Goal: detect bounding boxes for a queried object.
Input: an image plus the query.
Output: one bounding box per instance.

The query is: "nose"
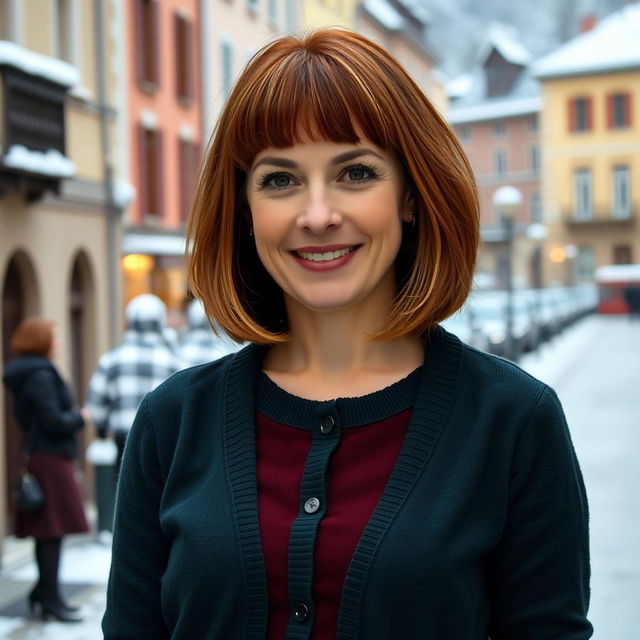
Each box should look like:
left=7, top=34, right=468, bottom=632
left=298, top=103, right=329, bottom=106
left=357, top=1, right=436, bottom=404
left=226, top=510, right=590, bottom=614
left=297, top=187, right=342, bottom=233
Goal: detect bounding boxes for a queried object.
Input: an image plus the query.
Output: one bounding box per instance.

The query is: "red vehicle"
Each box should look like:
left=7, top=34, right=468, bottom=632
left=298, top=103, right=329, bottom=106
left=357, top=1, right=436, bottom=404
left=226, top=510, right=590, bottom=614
left=595, top=265, right=640, bottom=314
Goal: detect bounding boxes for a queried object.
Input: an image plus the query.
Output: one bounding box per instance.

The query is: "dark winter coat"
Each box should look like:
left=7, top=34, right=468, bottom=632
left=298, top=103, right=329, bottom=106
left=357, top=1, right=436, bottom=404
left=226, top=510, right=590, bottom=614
left=3, top=355, right=84, bottom=459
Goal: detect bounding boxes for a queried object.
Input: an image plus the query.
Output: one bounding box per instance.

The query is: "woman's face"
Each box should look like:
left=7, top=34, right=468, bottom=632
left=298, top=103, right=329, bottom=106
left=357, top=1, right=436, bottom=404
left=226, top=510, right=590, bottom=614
left=246, top=133, right=412, bottom=318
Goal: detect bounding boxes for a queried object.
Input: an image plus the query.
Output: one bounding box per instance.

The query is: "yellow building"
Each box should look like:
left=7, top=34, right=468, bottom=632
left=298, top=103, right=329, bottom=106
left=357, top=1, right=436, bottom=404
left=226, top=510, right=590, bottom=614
left=533, top=5, right=640, bottom=285
left=302, top=0, right=359, bottom=29
left=1, top=0, right=125, bottom=551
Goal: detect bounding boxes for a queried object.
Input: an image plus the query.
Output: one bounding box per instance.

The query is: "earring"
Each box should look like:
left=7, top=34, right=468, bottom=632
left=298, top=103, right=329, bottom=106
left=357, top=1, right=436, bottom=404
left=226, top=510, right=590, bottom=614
left=408, top=211, right=416, bottom=227
left=249, top=228, right=254, bottom=237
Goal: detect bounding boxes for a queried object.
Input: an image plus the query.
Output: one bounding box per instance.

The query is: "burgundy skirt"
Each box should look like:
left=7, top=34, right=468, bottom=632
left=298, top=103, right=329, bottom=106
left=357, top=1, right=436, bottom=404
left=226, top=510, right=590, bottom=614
left=15, top=452, right=89, bottom=539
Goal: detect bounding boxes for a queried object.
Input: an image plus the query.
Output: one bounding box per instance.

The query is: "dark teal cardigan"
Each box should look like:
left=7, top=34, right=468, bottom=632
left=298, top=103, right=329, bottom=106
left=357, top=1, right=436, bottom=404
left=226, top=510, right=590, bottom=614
left=102, top=327, right=592, bottom=639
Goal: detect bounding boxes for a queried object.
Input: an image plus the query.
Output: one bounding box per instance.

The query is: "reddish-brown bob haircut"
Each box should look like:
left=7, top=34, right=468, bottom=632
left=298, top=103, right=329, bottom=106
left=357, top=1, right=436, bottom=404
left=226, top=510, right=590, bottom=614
left=11, top=318, right=54, bottom=357
left=187, top=29, right=479, bottom=344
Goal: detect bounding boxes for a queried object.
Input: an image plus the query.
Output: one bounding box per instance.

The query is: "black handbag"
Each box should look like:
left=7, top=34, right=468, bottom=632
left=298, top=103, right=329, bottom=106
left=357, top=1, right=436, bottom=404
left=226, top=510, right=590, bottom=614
left=14, top=469, right=45, bottom=513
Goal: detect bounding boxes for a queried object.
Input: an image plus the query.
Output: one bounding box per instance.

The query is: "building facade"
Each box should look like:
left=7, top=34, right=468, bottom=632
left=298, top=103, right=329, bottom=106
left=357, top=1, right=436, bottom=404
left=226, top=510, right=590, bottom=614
left=122, top=0, right=203, bottom=327
left=0, top=0, right=123, bottom=550
left=533, top=4, right=640, bottom=286
left=449, top=26, right=543, bottom=289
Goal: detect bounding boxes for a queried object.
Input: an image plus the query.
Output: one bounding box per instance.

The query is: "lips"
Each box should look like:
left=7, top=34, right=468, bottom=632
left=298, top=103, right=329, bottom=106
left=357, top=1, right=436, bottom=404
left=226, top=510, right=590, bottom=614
left=291, top=244, right=361, bottom=271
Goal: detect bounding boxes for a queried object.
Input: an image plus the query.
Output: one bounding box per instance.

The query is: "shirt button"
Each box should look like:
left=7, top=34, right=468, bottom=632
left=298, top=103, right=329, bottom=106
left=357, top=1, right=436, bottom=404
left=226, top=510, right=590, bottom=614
left=304, top=497, right=320, bottom=514
left=320, top=415, right=335, bottom=434
left=294, top=602, right=310, bottom=623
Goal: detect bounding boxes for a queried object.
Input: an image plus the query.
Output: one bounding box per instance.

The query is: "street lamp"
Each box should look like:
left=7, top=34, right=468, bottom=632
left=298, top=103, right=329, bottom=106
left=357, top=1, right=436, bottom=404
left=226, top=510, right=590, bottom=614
left=493, top=186, right=523, bottom=362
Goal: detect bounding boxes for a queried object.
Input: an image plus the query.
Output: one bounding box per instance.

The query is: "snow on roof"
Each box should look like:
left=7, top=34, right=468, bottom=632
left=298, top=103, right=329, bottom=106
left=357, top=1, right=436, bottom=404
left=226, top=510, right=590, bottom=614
left=533, top=4, right=640, bottom=78
left=362, top=0, right=404, bottom=31
left=446, top=73, right=474, bottom=99
left=479, top=24, right=532, bottom=67
left=0, top=40, right=80, bottom=87
left=397, top=0, right=432, bottom=23
left=448, top=96, right=541, bottom=124
left=1, top=145, right=76, bottom=178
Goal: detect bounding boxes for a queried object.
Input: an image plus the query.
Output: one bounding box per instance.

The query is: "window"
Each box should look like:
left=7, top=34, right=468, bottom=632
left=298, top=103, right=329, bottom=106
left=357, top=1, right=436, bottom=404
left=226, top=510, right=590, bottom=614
left=221, top=38, right=233, bottom=99
left=135, top=0, right=160, bottom=88
left=286, top=0, right=296, bottom=31
left=613, top=245, right=633, bottom=265
left=576, top=246, right=596, bottom=281
left=54, top=0, right=73, bottom=62
left=529, top=145, right=540, bottom=174
left=492, top=120, right=506, bottom=137
left=493, top=150, right=507, bottom=175
left=568, top=97, right=592, bottom=133
left=268, top=0, right=277, bottom=25
left=530, top=192, right=542, bottom=223
left=179, top=137, right=201, bottom=223
left=574, top=169, right=592, bottom=221
left=607, top=93, right=632, bottom=129
left=528, top=114, right=538, bottom=133
left=138, top=125, right=164, bottom=219
left=174, top=13, right=194, bottom=102
left=613, top=166, right=631, bottom=219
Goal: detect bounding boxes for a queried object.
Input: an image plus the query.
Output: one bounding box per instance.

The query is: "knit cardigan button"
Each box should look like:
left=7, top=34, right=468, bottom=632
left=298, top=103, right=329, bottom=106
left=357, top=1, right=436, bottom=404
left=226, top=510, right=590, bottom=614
left=294, top=602, right=310, bottom=622
left=304, top=497, right=320, bottom=513
left=320, top=415, right=335, bottom=434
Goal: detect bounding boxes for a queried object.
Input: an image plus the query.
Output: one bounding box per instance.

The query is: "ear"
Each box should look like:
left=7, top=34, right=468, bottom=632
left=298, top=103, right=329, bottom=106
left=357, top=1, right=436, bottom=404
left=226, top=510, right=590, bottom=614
left=401, top=191, right=416, bottom=223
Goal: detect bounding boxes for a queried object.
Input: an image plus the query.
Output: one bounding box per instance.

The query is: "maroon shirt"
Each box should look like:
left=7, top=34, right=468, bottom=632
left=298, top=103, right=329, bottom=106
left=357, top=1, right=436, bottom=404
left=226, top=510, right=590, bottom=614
left=255, top=371, right=418, bottom=638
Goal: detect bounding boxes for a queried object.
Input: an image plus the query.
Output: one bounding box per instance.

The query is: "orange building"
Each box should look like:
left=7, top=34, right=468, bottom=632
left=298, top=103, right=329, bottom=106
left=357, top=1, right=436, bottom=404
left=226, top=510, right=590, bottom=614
left=122, top=0, right=202, bottom=327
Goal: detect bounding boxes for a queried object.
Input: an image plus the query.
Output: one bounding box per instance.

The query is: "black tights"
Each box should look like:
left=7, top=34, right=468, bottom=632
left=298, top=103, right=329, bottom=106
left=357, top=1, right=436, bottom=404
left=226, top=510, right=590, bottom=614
left=34, top=538, right=63, bottom=603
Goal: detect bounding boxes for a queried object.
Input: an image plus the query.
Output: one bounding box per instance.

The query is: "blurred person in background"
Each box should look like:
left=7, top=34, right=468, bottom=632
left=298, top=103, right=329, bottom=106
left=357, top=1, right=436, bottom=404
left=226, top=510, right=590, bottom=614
left=2, top=318, right=88, bottom=623
left=178, top=298, right=243, bottom=367
left=103, top=30, right=592, bottom=639
left=85, top=294, right=182, bottom=473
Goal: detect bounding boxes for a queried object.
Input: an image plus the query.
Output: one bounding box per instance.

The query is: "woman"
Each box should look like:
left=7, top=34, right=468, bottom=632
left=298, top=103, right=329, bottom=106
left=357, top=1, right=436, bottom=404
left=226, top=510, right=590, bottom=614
left=103, top=30, right=592, bottom=639
left=3, top=318, right=88, bottom=623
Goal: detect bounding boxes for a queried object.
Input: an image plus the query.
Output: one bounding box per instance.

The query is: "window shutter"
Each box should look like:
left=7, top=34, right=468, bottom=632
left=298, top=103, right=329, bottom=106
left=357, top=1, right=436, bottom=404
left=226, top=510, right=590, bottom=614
left=151, top=0, right=161, bottom=87
left=586, top=97, right=593, bottom=131
left=568, top=98, right=576, bottom=132
left=174, top=14, right=180, bottom=99
left=138, top=124, right=149, bottom=219
left=185, top=20, right=195, bottom=101
left=606, top=94, right=614, bottom=129
left=134, top=0, right=145, bottom=85
left=155, top=129, right=165, bottom=218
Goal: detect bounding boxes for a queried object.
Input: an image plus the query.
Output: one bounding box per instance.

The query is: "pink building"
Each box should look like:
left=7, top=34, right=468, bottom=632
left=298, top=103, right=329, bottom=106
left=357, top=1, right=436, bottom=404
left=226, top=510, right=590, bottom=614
left=123, top=0, right=202, bottom=324
left=448, top=26, right=543, bottom=289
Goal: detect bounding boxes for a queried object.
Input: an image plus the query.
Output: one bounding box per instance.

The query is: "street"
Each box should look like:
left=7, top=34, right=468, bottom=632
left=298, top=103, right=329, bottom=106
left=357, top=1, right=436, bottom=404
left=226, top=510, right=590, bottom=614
left=0, top=313, right=638, bottom=638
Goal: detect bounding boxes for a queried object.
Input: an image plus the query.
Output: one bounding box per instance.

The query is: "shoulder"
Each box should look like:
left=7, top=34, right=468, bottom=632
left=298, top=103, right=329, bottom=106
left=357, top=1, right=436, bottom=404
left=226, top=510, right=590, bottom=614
left=143, top=343, right=262, bottom=423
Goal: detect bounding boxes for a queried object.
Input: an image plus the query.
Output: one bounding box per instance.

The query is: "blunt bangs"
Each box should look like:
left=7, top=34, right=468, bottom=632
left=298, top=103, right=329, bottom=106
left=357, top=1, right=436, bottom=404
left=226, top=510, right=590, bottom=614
left=227, top=33, right=401, bottom=170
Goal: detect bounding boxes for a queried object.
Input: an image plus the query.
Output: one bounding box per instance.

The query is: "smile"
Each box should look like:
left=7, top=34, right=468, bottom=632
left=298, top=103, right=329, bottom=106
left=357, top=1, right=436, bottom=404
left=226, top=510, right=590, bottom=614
left=295, top=247, right=356, bottom=262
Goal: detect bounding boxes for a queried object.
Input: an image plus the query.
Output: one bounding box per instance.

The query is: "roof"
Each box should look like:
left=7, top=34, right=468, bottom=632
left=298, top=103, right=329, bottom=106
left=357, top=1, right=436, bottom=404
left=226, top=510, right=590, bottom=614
left=448, top=96, right=541, bottom=124
left=0, top=40, right=80, bottom=87
left=478, top=23, right=533, bottom=67
left=533, top=3, right=640, bottom=78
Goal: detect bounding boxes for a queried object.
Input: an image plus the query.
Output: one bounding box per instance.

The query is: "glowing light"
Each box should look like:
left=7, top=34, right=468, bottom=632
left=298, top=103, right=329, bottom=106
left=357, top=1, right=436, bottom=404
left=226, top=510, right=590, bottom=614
left=122, top=254, right=153, bottom=272
left=550, top=247, right=566, bottom=264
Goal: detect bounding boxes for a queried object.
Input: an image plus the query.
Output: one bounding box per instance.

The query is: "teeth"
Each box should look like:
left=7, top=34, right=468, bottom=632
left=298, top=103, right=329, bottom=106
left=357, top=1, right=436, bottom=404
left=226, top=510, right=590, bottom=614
left=296, top=247, right=355, bottom=262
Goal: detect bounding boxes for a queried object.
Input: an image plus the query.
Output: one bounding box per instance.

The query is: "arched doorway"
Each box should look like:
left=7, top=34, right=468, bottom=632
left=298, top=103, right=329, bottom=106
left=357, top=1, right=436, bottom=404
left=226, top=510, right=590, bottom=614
left=68, top=251, right=97, bottom=495
left=2, top=251, right=40, bottom=532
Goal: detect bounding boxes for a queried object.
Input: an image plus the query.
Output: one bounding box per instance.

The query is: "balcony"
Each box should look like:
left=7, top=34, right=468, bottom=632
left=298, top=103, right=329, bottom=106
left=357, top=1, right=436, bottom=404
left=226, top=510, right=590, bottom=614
left=1, top=42, right=77, bottom=201
left=563, top=209, right=637, bottom=230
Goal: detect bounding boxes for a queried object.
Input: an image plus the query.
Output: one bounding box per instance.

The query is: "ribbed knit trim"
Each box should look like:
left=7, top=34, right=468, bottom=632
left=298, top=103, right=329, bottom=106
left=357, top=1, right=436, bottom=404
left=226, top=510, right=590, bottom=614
left=256, top=366, right=422, bottom=430
left=224, top=343, right=270, bottom=639
left=337, top=327, right=462, bottom=639
left=223, top=327, right=462, bottom=640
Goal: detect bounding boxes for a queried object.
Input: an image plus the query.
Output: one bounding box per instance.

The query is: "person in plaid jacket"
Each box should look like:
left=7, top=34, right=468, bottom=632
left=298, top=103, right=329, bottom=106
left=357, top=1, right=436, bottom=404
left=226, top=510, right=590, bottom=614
left=178, top=299, right=242, bottom=368
left=85, top=294, right=182, bottom=472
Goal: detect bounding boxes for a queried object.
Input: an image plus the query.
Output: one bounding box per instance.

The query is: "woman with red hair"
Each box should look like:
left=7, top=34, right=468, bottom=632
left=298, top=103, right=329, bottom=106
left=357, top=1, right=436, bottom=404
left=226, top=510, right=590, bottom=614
left=103, top=30, right=592, bottom=639
left=3, top=318, right=88, bottom=622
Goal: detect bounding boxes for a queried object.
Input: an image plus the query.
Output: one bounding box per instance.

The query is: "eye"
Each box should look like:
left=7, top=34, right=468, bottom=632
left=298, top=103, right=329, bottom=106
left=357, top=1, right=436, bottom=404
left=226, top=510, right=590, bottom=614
left=342, top=164, right=378, bottom=184
left=258, top=172, right=297, bottom=190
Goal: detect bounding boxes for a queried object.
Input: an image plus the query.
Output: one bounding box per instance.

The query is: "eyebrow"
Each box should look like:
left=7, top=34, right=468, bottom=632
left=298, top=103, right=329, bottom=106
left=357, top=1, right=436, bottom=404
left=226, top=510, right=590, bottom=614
left=252, top=148, right=383, bottom=172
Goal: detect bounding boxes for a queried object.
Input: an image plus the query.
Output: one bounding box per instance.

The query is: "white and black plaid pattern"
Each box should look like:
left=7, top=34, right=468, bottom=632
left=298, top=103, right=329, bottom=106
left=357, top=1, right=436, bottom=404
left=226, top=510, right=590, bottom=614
left=86, top=331, right=182, bottom=435
left=178, top=328, right=242, bottom=368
